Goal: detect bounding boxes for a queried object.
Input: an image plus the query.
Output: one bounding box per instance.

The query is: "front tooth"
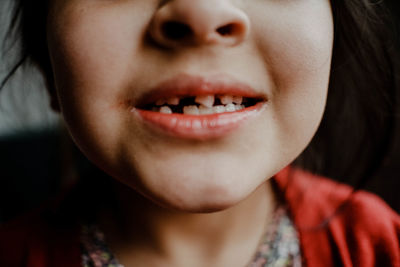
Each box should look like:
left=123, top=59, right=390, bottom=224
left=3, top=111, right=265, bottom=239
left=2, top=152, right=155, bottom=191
left=183, top=105, right=199, bottom=115
left=195, top=95, right=214, bottom=108
left=160, top=106, right=172, bottom=114
left=225, top=103, right=236, bottom=112
left=156, top=99, right=166, bottom=106
left=213, top=105, right=226, bottom=113
left=199, top=105, right=214, bottom=114
left=220, top=95, right=233, bottom=105
left=232, top=96, right=243, bottom=104
left=167, top=97, right=180, bottom=105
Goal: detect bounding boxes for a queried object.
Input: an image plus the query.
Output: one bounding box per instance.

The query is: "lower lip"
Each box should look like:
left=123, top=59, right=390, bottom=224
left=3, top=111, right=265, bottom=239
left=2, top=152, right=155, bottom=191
left=132, top=102, right=266, bottom=140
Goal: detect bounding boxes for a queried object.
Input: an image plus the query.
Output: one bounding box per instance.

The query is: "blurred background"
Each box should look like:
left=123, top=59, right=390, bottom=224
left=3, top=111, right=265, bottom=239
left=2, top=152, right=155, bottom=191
left=1, top=0, right=400, bottom=223
left=0, top=0, right=62, bottom=223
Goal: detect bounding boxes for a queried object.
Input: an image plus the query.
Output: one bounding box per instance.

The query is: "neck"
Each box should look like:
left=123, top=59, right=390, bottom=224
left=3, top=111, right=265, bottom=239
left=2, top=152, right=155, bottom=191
left=98, top=179, right=277, bottom=267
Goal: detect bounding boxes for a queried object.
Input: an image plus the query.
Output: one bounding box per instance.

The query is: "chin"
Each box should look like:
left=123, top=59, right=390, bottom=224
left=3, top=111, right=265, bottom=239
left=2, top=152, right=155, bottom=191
left=129, top=171, right=255, bottom=214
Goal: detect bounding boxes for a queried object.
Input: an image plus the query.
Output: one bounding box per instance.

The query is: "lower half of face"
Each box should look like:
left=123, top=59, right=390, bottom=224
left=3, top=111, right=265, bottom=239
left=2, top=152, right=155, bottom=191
left=47, top=0, right=333, bottom=212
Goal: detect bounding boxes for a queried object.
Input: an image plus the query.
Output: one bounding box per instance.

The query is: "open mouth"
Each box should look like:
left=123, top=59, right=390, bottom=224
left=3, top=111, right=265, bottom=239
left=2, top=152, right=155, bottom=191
left=138, top=94, right=262, bottom=115
left=131, top=74, right=267, bottom=140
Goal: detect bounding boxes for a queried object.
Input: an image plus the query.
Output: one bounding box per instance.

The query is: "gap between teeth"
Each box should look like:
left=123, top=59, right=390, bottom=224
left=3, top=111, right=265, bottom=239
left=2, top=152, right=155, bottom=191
left=151, top=94, right=247, bottom=114
left=155, top=94, right=243, bottom=107
left=155, top=104, right=245, bottom=115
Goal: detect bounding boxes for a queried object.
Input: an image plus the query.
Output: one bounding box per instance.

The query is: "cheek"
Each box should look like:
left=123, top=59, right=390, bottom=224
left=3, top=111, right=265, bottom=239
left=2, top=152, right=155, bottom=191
left=47, top=3, right=146, bottom=98
left=252, top=3, right=333, bottom=145
left=46, top=2, right=152, bottom=160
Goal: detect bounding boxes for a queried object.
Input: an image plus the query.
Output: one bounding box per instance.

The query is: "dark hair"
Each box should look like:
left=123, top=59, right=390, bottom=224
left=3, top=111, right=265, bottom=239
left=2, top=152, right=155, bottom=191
left=2, top=0, right=400, bottom=189
left=296, top=0, right=400, bottom=188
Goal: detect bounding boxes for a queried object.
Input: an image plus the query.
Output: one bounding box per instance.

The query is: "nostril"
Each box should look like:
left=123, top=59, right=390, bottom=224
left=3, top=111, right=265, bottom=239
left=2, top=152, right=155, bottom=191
left=162, top=21, right=193, bottom=40
left=150, top=4, right=250, bottom=48
left=216, top=24, right=235, bottom=36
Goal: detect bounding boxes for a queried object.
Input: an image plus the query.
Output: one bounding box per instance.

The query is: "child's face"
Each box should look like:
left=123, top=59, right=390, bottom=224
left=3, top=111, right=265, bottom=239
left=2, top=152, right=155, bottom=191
left=47, top=0, right=333, bottom=212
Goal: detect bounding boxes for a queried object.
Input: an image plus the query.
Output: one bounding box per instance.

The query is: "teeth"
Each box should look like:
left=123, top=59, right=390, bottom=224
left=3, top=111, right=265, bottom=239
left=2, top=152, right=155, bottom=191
left=233, top=96, right=243, bottom=105
left=160, top=106, right=172, bottom=114
left=195, top=95, right=214, bottom=108
left=219, top=95, right=233, bottom=105
left=156, top=99, right=166, bottom=106
left=155, top=95, right=244, bottom=106
left=212, top=105, right=226, bottom=113
left=235, top=104, right=245, bottom=111
left=167, top=97, right=180, bottom=105
left=151, top=95, right=249, bottom=114
left=225, top=103, right=236, bottom=112
left=198, top=105, right=214, bottom=114
left=183, top=105, right=199, bottom=115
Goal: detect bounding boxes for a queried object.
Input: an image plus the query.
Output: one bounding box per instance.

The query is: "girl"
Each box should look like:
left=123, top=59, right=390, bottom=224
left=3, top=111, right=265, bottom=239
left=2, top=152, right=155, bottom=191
left=1, top=0, right=399, bottom=266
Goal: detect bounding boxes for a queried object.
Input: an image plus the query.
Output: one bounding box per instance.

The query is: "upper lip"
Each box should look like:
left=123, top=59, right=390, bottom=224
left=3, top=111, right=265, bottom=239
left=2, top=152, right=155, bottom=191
left=134, top=73, right=267, bottom=108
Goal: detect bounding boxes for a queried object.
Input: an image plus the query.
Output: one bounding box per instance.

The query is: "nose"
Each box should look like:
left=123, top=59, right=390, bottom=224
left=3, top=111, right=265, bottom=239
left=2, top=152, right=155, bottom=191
left=149, top=0, right=250, bottom=48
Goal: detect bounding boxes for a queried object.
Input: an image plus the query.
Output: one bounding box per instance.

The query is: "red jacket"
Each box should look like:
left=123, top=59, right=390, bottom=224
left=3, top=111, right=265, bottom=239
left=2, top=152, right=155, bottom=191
left=1, top=167, right=399, bottom=267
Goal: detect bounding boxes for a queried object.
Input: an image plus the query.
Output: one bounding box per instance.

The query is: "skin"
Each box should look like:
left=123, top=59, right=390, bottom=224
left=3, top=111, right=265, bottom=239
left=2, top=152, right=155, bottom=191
left=46, top=0, right=333, bottom=266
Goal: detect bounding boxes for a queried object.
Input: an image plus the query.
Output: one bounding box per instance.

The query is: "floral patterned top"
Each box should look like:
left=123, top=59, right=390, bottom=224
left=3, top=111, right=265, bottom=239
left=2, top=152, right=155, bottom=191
left=81, top=207, right=301, bottom=267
